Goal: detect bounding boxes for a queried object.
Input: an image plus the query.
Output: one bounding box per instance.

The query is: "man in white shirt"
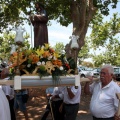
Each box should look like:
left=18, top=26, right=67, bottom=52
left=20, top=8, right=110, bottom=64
left=1, top=68, right=16, bottom=120
left=2, top=84, right=16, bottom=120
left=84, top=64, right=120, bottom=120
left=41, top=87, right=64, bottom=120
left=52, top=85, right=81, bottom=120
left=0, top=86, right=11, bottom=120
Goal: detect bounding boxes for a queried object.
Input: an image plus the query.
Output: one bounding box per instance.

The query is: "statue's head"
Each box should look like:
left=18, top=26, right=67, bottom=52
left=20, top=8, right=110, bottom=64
left=35, top=2, right=44, bottom=11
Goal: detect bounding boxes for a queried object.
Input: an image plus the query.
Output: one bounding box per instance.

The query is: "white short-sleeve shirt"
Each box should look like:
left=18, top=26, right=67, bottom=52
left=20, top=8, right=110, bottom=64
left=2, top=85, right=14, bottom=100
left=0, top=86, right=11, bottom=120
left=90, top=80, right=120, bottom=118
left=60, top=85, right=81, bottom=104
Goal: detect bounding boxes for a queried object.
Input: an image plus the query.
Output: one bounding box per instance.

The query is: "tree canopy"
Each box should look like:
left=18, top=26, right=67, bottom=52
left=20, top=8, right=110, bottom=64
left=89, top=13, right=120, bottom=66
left=0, top=0, right=119, bottom=62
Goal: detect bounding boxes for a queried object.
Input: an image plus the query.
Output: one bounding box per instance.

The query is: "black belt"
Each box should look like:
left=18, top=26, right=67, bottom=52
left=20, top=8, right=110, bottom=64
left=64, top=103, right=79, bottom=106
left=93, top=116, right=114, bottom=120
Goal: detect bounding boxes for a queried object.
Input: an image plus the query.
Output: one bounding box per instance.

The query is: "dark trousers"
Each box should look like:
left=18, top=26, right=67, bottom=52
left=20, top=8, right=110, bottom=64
left=64, top=103, right=79, bottom=120
left=52, top=100, right=64, bottom=120
left=41, top=100, right=64, bottom=120
left=9, top=98, right=16, bottom=120
left=93, top=116, right=114, bottom=120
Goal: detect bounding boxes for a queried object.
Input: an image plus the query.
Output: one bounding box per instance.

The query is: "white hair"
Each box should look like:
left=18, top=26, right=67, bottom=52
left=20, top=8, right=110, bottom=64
left=101, top=64, right=114, bottom=74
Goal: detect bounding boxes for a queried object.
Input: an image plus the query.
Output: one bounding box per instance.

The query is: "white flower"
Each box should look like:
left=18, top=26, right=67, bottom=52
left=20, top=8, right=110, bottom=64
left=60, top=66, right=64, bottom=70
left=23, top=46, right=28, bottom=50
left=41, top=45, right=44, bottom=49
left=40, top=56, right=43, bottom=58
left=27, top=64, right=31, bottom=68
left=42, top=61, right=45, bottom=65
left=48, top=55, right=52, bottom=60
left=53, top=57, right=57, bottom=60
left=19, top=48, right=22, bottom=52
left=37, top=61, right=41, bottom=66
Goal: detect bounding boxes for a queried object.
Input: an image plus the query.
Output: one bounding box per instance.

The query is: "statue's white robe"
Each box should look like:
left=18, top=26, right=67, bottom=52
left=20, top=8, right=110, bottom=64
left=0, top=86, right=11, bottom=120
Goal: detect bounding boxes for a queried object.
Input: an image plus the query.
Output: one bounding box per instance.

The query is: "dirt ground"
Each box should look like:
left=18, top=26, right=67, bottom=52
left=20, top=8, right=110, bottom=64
left=16, top=83, right=93, bottom=120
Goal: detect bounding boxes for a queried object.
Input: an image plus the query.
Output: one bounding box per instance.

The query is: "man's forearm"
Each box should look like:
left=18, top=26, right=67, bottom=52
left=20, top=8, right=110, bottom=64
left=84, top=82, right=91, bottom=95
left=67, top=87, right=75, bottom=99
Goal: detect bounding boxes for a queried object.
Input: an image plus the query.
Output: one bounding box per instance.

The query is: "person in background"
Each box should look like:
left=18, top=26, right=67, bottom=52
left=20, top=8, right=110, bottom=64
left=52, top=85, right=81, bottom=120
left=1, top=64, right=9, bottom=79
left=1, top=64, right=16, bottom=120
left=14, top=89, right=29, bottom=120
left=51, top=87, right=65, bottom=120
left=41, top=87, right=64, bottom=120
left=41, top=87, right=54, bottom=120
left=2, top=84, right=16, bottom=120
left=84, top=64, right=120, bottom=120
left=0, top=85, right=11, bottom=120
left=29, top=2, right=48, bottom=47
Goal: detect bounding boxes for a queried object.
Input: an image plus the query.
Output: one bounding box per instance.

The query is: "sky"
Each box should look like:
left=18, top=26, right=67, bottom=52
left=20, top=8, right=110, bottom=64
left=24, top=2, right=120, bottom=62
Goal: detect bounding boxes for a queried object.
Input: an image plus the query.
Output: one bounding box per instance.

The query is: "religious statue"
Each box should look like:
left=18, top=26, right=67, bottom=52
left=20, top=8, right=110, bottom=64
left=29, top=2, right=48, bottom=48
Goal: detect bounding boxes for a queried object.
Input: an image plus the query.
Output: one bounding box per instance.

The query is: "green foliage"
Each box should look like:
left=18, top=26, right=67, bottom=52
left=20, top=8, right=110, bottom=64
left=81, top=61, right=94, bottom=68
left=78, top=38, right=89, bottom=63
left=0, top=0, right=119, bottom=32
left=90, top=13, right=120, bottom=48
left=0, top=31, right=30, bottom=61
left=89, top=13, right=120, bottom=66
left=93, top=0, right=118, bottom=15
left=67, top=57, right=76, bottom=71
left=54, top=42, right=65, bottom=54
left=0, top=32, right=14, bottom=60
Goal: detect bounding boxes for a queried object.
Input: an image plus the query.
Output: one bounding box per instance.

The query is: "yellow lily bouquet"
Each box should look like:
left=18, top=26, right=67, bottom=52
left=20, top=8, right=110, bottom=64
left=8, top=44, right=76, bottom=80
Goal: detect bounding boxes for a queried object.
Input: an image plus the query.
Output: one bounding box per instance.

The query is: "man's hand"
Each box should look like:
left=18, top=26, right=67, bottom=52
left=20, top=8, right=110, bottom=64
left=115, top=114, right=120, bottom=120
left=86, top=76, right=93, bottom=81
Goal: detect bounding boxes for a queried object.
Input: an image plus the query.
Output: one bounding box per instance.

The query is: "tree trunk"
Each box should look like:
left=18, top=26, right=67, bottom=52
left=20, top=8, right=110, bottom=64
left=65, top=0, right=97, bottom=63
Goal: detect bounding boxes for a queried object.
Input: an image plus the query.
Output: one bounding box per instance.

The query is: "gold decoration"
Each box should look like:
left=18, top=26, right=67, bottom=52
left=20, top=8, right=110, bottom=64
left=45, top=61, right=55, bottom=74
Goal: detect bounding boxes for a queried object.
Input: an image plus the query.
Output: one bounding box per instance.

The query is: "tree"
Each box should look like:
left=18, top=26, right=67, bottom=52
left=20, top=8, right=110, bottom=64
left=53, top=42, right=65, bottom=53
left=0, top=0, right=119, bottom=61
left=78, top=38, right=90, bottom=64
left=89, top=13, right=120, bottom=66
left=81, top=61, right=94, bottom=68
left=92, top=40, right=120, bottom=67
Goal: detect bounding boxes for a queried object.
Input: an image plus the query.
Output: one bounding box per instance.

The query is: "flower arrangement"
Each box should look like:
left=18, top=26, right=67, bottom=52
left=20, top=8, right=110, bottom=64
left=8, top=44, right=76, bottom=80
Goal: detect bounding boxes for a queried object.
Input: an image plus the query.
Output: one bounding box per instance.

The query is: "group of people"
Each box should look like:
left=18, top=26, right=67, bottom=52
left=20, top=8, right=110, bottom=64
left=1, top=64, right=120, bottom=120
left=41, top=85, right=81, bottom=120
left=40, top=64, right=120, bottom=120
left=0, top=65, right=29, bottom=120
